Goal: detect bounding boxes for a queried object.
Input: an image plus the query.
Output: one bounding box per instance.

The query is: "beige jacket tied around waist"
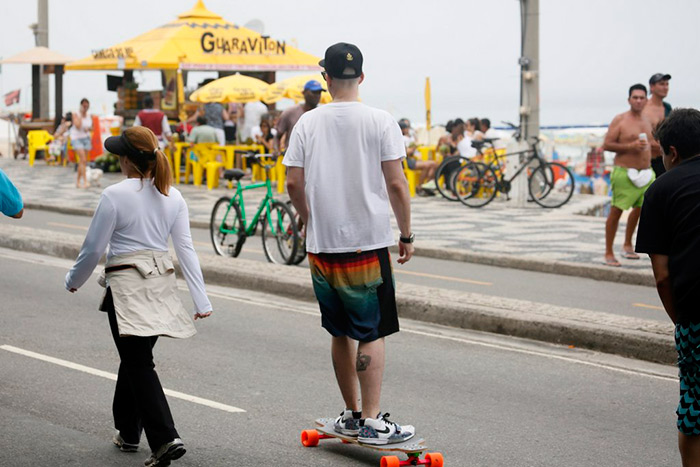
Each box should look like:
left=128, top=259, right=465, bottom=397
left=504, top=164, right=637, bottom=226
left=99, top=250, right=197, bottom=339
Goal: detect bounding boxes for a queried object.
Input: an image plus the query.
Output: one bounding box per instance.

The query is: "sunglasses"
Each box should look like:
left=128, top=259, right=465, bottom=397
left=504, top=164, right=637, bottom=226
left=321, top=71, right=327, bottom=82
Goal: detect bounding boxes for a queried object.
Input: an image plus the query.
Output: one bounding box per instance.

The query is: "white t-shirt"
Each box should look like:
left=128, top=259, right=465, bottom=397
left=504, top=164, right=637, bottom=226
left=283, top=102, right=406, bottom=254
left=64, top=179, right=212, bottom=313
left=457, top=133, right=476, bottom=157
left=240, top=101, right=268, bottom=141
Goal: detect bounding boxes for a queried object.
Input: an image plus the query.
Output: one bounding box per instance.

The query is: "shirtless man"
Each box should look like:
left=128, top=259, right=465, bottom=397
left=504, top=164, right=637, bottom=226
left=602, top=84, right=659, bottom=267
left=642, top=73, right=672, bottom=177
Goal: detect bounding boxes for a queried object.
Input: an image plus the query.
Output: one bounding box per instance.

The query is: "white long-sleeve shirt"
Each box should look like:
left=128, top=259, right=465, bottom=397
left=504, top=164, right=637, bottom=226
left=65, top=178, right=212, bottom=314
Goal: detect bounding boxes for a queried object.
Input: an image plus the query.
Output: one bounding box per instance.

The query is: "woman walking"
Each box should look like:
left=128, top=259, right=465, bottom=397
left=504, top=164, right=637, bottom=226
left=65, top=126, right=213, bottom=467
left=70, top=98, right=92, bottom=188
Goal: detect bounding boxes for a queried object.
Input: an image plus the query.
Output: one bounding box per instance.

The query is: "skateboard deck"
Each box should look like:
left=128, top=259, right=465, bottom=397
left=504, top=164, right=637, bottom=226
left=301, top=418, right=444, bottom=466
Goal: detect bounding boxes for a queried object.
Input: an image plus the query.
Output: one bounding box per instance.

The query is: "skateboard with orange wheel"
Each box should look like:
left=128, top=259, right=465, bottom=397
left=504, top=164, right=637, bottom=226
left=301, top=418, right=444, bottom=466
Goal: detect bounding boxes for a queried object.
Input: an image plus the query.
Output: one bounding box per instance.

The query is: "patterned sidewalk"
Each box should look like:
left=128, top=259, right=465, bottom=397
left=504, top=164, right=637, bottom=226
left=0, top=156, right=648, bottom=270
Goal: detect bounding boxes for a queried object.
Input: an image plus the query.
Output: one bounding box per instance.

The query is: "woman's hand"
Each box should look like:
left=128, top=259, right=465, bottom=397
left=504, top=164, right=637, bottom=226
left=194, top=311, right=212, bottom=320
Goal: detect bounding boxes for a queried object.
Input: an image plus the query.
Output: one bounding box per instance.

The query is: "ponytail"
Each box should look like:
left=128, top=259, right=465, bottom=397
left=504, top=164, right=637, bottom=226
left=153, top=149, right=172, bottom=196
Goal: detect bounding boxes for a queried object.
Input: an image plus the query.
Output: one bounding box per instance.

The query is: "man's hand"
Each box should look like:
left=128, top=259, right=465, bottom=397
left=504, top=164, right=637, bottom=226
left=397, top=242, right=414, bottom=264
left=629, top=140, right=648, bottom=152
left=194, top=311, right=212, bottom=320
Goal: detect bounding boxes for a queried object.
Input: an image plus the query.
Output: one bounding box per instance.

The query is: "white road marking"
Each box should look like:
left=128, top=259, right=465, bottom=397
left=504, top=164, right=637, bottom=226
left=0, top=344, right=246, bottom=413
left=633, top=302, right=664, bottom=311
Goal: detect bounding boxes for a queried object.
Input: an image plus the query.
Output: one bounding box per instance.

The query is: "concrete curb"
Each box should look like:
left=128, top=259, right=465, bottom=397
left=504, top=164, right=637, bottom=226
left=24, top=201, right=655, bottom=287
left=0, top=223, right=673, bottom=364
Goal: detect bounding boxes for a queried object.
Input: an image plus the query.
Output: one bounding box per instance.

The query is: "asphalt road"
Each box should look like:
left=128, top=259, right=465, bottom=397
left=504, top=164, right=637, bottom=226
left=0, top=248, right=679, bottom=466
left=3, top=208, right=667, bottom=322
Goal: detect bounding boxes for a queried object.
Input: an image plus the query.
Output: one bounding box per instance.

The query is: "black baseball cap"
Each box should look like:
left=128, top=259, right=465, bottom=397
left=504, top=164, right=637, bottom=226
left=104, top=131, right=156, bottom=160
left=319, top=42, right=363, bottom=79
left=649, top=73, right=671, bottom=85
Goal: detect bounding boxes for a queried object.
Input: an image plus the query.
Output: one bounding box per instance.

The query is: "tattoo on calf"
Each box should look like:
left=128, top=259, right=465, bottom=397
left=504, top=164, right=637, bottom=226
left=356, top=352, right=371, bottom=372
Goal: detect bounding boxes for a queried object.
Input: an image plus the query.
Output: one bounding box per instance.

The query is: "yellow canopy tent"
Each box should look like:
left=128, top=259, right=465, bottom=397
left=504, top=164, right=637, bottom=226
left=65, top=0, right=321, bottom=72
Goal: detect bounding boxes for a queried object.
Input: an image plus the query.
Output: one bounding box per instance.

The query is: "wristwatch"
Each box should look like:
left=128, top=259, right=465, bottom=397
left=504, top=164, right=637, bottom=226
left=399, top=232, right=415, bottom=244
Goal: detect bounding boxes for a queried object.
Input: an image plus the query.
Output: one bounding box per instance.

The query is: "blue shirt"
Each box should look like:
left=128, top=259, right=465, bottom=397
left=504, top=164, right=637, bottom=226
left=0, top=168, right=23, bottom=217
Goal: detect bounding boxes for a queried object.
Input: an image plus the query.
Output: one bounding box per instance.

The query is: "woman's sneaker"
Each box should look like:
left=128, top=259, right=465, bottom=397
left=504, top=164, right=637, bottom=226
left=358, top=413, right=415, bottom=445
left=112, top=431, right=139, bottom=453
left=333, top=409, right=362, bottom=436
left=144, top=438, right=186, bottom=467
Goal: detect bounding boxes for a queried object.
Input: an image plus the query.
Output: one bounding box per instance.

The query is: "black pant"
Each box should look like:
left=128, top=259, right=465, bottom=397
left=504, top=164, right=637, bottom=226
left=104, top=288, right=179, bottom=451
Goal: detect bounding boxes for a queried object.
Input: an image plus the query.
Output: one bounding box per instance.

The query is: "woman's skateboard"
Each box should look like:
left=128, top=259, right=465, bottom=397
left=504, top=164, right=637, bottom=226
left=300, top=417, right=445, bottom=466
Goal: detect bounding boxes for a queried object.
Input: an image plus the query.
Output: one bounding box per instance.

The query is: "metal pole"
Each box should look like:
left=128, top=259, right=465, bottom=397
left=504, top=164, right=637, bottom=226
left=520, top=0, right=539, bottom=141
left=37, top=0, right=49, bottom=120
left=54, top=65, right=63, bottom=129
left=513, top=0, right=539, bottom=207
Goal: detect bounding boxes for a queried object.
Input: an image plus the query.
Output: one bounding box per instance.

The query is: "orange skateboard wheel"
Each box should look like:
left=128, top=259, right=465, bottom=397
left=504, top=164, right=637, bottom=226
left=425, top=452, right=444, bottom=466
left=380, top=455, right=400, bottom=467
left=301, top=429, right=320, bottom=447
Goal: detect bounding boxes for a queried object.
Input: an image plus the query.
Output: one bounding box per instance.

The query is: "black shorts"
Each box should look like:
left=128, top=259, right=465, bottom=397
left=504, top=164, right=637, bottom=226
left=406, top=157, right=417, bottom=170
left=307, top=248, right=399, bottom=342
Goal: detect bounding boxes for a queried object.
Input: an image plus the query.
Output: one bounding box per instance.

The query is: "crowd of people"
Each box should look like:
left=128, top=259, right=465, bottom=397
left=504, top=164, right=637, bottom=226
left=398, top=116, right=497, bottom=196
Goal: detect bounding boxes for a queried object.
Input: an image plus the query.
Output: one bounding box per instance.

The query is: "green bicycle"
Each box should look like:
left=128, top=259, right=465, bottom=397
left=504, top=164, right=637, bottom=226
left=210, top=154, right=304, bottom=265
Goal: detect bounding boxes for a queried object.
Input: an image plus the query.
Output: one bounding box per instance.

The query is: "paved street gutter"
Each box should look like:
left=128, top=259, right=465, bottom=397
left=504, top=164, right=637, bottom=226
left=0, top=223, right=673, bottom=365
left=23, top=202, right=655, bottom=287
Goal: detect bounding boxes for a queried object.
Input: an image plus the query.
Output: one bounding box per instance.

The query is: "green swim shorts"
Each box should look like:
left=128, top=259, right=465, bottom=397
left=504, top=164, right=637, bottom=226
left=610, top=166, right=655, bottom=210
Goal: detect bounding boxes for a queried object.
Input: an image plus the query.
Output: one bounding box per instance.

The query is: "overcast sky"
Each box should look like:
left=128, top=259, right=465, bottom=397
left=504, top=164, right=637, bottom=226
left=1, top=0, right=698, bottom=127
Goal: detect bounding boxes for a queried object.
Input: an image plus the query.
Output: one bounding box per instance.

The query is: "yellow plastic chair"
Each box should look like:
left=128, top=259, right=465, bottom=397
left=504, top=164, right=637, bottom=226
left=205, top=159, right=225, bottom=190
left=184, top=143, right=217, bottom=186
left=402, top=159, right=418, bottom=197
left=27, top=130, right=54, bottom=167
left=275, top=158, right=286, bottom=194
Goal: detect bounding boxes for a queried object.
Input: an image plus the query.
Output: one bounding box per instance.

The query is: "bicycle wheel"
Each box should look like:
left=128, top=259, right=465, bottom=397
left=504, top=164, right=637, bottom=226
left=434, top=156, right=465, bottom=201
left=286, top=201, right=308, bottom=265
left=261, top=200, right=299, bottom=265
left=455, top=162, right=498, bottom=208
left=210, top=197, right=246, bottom=257
left=529, top=162, right=575, bottom=208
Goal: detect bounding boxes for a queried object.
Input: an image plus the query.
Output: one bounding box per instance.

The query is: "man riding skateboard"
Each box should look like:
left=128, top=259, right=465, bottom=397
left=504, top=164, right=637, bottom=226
left=285, top=42, right=416, bottom=445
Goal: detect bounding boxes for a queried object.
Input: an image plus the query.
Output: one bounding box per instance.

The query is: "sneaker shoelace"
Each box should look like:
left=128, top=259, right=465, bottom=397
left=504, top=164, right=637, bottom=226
left=380, top=413, right=402, bottom=433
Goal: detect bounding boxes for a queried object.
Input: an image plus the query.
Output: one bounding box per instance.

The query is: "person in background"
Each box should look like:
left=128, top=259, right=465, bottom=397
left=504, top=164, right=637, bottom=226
left=48, top=112, right=72, bottom=163
left=636, top=108, right=700, bottom=467
left=274, top=80, right=324, bottom=154
left=0, top=168, right=23, bottom=218
left=70, top=98, right=92, bottom=189
left=186, top=117, right=218, bottom=144
left=643, top=73, right=672, bottom=177
left=400, top=120, right=437, bottom=196
left=436, top=119, right=464, bottom=157
left=186, top=81, right=228, bottom=146
left=252, top=117, right=276, bottom=152
left=466, top=118, right=483, bottom=141
left=65, top=126, right=213, bottom=467
left=134, top=96, right=172, bottom=147
left=239, top=100, right=268, bottom=144
left=602, top=83, right=658, bottom=267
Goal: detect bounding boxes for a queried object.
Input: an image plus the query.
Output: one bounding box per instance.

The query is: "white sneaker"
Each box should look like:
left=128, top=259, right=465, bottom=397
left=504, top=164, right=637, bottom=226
left=333, top=408, right=362, bottom=436
left=357, top=413, right=415, bottom=445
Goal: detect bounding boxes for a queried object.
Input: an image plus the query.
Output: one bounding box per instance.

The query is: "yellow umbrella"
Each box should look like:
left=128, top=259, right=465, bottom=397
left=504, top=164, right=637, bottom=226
left=189, top=73, right=270, bottom=103
left=425, top=77, right=431, bottom=132
left=66, top=0, right=321, bottom=71
left=262, top=73, right=332, bottom=104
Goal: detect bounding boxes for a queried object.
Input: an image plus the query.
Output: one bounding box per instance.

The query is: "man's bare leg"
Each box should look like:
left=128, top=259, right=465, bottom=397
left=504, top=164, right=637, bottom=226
left=331, top=336, right=360, bottom=412
left=605, top=206, right=623, bottom=265
left=679, top=432, right=700, bottom=466
left=356, top=338, right=385, bottom=419
left=623, top=206, right=642, bottom=257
